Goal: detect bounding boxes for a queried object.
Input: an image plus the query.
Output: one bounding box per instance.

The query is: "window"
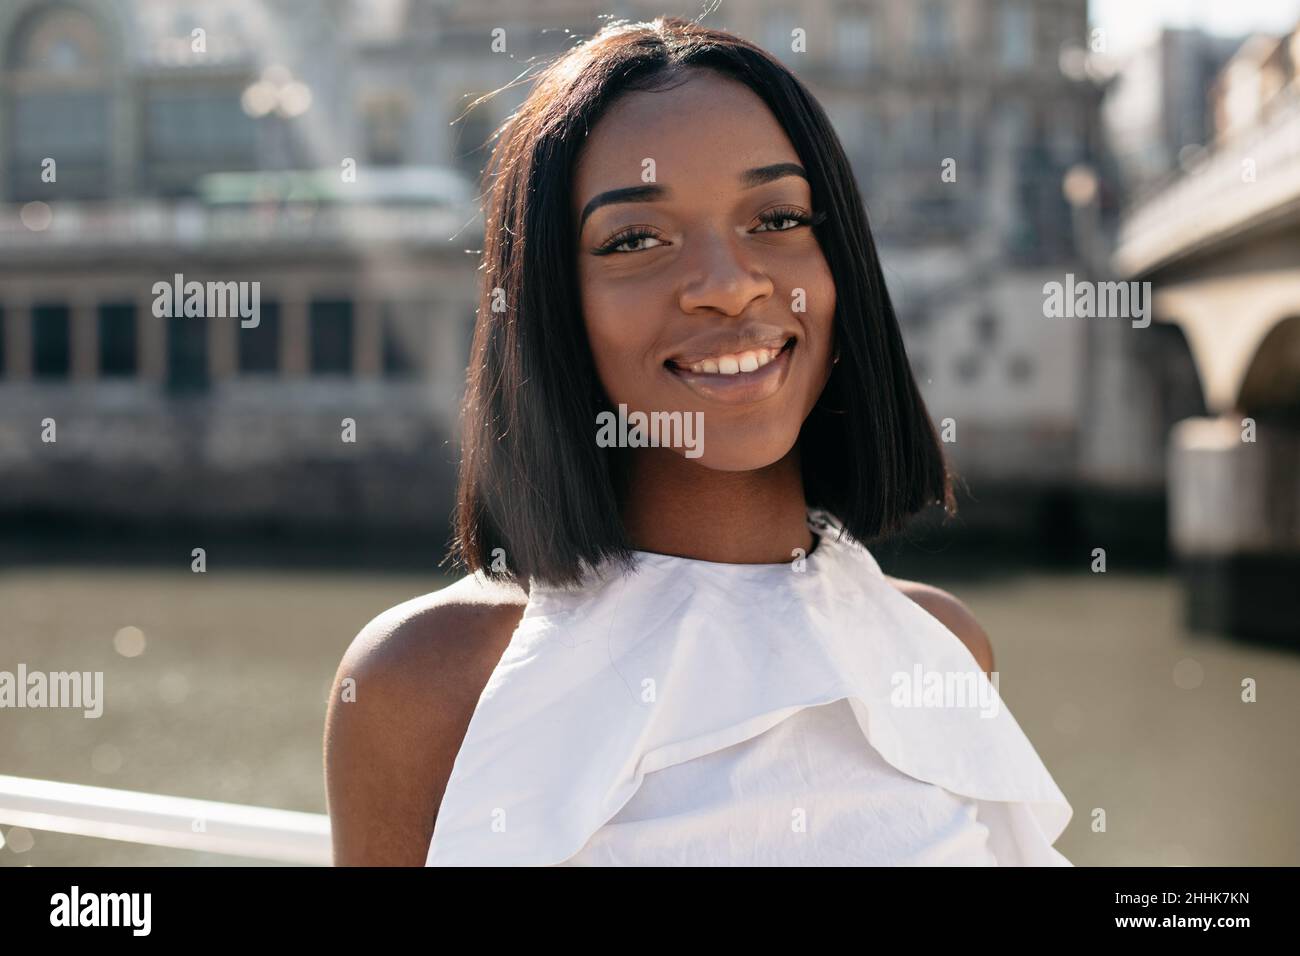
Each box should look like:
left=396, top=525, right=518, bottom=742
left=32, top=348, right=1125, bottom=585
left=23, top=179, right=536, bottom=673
left=1000, top=99, right=1028, bottom=141
left=365, top=94, right=409, bottom=167
left=837, top=12, right=872, bottom=68
left=310, top=300, right=353, bottom=375
left=1050, top=105, right=1080, bottom=164
left=975, top=312, right=998, bottom=345
left=381, top=305, right=419, bottom=378
left=936, top=106, right=960, bottom=148
left=167, top=317, right=209, bottom=393
left=33, top=305, right=70, bottom=379
left=9, top=8, right=107, bottom=72
left=145, top=85, right=257, bottom=193
left=239, top=301, right=280, bottom=373
left=915, top=0, right=949, bottom=60
left=10, top=92, right=111, bottom=199
left=5, top=7, right=112, bottom=200
left=98, top=304, right=137, bottom=376
left=907, top=103, right=937, bottom=159
left=1000, top=1, right=1033, bottom=70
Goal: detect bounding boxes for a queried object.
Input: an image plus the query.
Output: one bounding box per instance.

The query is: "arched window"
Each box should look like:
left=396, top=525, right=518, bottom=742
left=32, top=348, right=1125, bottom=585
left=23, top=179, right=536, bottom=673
left=3, top=6, right=113, bottom=200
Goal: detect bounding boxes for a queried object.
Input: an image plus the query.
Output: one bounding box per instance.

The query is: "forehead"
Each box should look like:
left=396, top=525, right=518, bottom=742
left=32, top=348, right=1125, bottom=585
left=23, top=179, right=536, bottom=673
left=572, top=71, right=800, bottom=201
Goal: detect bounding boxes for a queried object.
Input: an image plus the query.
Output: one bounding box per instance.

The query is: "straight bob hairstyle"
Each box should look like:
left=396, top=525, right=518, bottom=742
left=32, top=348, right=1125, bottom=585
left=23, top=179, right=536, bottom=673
left=450, top=15, right=955, bottom=588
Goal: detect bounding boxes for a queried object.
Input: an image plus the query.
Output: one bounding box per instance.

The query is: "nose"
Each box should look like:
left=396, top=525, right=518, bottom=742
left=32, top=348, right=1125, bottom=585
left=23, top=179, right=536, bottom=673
left=676, top=228, right=774, bottom=317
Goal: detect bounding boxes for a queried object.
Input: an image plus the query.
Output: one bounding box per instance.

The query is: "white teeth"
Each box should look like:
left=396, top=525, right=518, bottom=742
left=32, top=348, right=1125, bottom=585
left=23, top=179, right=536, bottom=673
left=684, top=345, right=783, bottom=375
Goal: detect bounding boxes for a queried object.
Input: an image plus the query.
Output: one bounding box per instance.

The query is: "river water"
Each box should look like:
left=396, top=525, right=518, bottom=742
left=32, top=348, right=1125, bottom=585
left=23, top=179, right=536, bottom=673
left=2, top=559, right=1297, bottom=866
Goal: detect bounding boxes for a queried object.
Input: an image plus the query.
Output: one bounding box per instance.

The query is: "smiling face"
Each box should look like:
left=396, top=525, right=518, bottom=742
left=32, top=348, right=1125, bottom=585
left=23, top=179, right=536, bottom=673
left=573, top=68, right=837, bottom=472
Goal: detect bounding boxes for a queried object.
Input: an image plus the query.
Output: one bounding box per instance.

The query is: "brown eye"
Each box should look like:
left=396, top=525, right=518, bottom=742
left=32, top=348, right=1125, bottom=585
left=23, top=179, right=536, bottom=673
left=754, top=206, right=814, bottom=233
left=594, top=227, right=666, bottom=255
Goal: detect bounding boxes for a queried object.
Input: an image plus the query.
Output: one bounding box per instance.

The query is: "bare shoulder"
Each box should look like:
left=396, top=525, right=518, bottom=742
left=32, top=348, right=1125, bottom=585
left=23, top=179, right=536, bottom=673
left=343, top=573, right=528, bottom=681
left=324, top=573, right=528, bottom=866
left=884, top=576, right=994, bottom=676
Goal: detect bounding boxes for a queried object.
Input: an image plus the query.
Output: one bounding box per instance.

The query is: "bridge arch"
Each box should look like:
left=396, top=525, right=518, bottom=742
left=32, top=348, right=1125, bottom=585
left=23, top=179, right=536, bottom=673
left=1238, top=315, right=1300, bottom=421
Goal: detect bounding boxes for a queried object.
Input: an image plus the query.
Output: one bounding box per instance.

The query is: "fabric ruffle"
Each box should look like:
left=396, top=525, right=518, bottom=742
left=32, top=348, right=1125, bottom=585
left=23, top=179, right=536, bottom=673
left=427, top=510, right=1073, bottom=866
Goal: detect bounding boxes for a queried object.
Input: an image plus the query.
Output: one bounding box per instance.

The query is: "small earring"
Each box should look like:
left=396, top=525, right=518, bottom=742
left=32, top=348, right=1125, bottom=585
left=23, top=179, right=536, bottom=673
left=831, top=345, right=841, bottom=365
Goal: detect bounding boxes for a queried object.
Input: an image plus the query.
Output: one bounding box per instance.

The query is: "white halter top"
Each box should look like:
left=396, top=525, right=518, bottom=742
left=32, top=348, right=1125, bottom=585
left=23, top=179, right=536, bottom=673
left=426, top=510, right=1073, bottom=866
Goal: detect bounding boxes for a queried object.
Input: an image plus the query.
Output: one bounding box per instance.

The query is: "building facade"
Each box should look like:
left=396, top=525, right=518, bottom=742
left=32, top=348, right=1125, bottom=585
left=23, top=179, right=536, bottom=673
left=1, top=0, right=1109, bottom=538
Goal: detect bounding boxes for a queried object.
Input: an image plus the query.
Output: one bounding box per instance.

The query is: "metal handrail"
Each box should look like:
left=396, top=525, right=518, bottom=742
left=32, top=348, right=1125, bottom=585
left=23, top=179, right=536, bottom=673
left=0, top=774, right=332, bottom=865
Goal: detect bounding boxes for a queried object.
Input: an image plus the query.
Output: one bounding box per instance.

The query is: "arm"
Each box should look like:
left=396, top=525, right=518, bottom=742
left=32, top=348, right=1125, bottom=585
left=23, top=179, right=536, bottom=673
left=323, top=579, right=525, bottom=866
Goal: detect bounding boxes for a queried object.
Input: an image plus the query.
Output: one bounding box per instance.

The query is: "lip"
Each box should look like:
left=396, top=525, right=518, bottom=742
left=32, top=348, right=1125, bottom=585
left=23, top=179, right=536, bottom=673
left=664, top=337, right=796, bottom=405
left=665, top=333, right=794, bottom=368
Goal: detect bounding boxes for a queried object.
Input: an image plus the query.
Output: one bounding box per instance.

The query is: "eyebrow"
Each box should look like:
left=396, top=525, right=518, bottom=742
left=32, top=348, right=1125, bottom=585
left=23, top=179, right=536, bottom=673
left=577, top=162, right=808, bottom=232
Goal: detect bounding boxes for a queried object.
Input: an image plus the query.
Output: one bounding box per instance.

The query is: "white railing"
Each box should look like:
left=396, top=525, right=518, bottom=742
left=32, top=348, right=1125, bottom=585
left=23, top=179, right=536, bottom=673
left=0, top=774, right=332, bottom=865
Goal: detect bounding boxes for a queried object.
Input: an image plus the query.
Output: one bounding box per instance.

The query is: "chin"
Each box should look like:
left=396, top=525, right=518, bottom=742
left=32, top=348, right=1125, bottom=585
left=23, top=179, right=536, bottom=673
left=673, top=430, right=798, bottom=472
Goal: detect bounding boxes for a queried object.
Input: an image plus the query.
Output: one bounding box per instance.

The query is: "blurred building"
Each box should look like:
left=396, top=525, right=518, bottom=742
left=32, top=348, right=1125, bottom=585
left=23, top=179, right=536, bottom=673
left=401, top=0, right=1118, bottom=527
left=697, top=0, right=1109, bottom=516
left=1114, top=22, right=1300, bottom=642
left=1101, top=27, right=1243, bottom=199
left=1, top=0, right=1116, bottom=541
left=675, top=0, right=1131, bottom=549
left=0, top=0, right=502, bottom=535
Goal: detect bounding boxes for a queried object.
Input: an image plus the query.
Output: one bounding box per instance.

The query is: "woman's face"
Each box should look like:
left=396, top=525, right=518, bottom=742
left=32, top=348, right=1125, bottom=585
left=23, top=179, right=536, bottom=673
left=573, top=70, right=837, bottom=472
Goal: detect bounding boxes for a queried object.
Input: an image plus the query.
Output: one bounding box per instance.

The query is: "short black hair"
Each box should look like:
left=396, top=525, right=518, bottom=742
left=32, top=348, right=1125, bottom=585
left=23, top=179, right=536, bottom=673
left=449, top=15, right=954, bottom=588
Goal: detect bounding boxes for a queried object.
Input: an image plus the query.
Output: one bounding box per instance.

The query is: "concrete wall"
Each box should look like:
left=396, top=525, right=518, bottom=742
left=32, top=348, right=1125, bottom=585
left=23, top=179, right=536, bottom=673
left=0, top=380, right=458, bottom=535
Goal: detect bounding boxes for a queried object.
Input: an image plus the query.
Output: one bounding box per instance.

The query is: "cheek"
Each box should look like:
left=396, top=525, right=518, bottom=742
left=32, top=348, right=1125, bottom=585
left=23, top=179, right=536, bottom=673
left=579, top=274, right=657, bottom=405
left=795, top=256, right=837, bottom=390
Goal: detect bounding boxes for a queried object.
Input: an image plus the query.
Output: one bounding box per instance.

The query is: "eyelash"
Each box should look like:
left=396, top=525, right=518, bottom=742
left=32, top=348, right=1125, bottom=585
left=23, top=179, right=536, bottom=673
left=592, top=206, right=824, bottom=256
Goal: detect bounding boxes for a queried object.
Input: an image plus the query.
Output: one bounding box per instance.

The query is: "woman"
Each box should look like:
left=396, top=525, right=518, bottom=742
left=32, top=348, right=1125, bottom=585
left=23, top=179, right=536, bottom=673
left=325, top=16, right=1072, bottom=866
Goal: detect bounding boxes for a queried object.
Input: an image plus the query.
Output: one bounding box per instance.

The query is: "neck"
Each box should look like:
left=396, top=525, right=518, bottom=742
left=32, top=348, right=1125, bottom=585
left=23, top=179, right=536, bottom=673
left=619, top=446, right=814, bottom=564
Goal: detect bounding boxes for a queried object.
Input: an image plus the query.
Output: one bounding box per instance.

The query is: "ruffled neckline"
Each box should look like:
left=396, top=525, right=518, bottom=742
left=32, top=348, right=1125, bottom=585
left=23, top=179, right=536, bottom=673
left=428, top=508, right=1072, bottom=866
